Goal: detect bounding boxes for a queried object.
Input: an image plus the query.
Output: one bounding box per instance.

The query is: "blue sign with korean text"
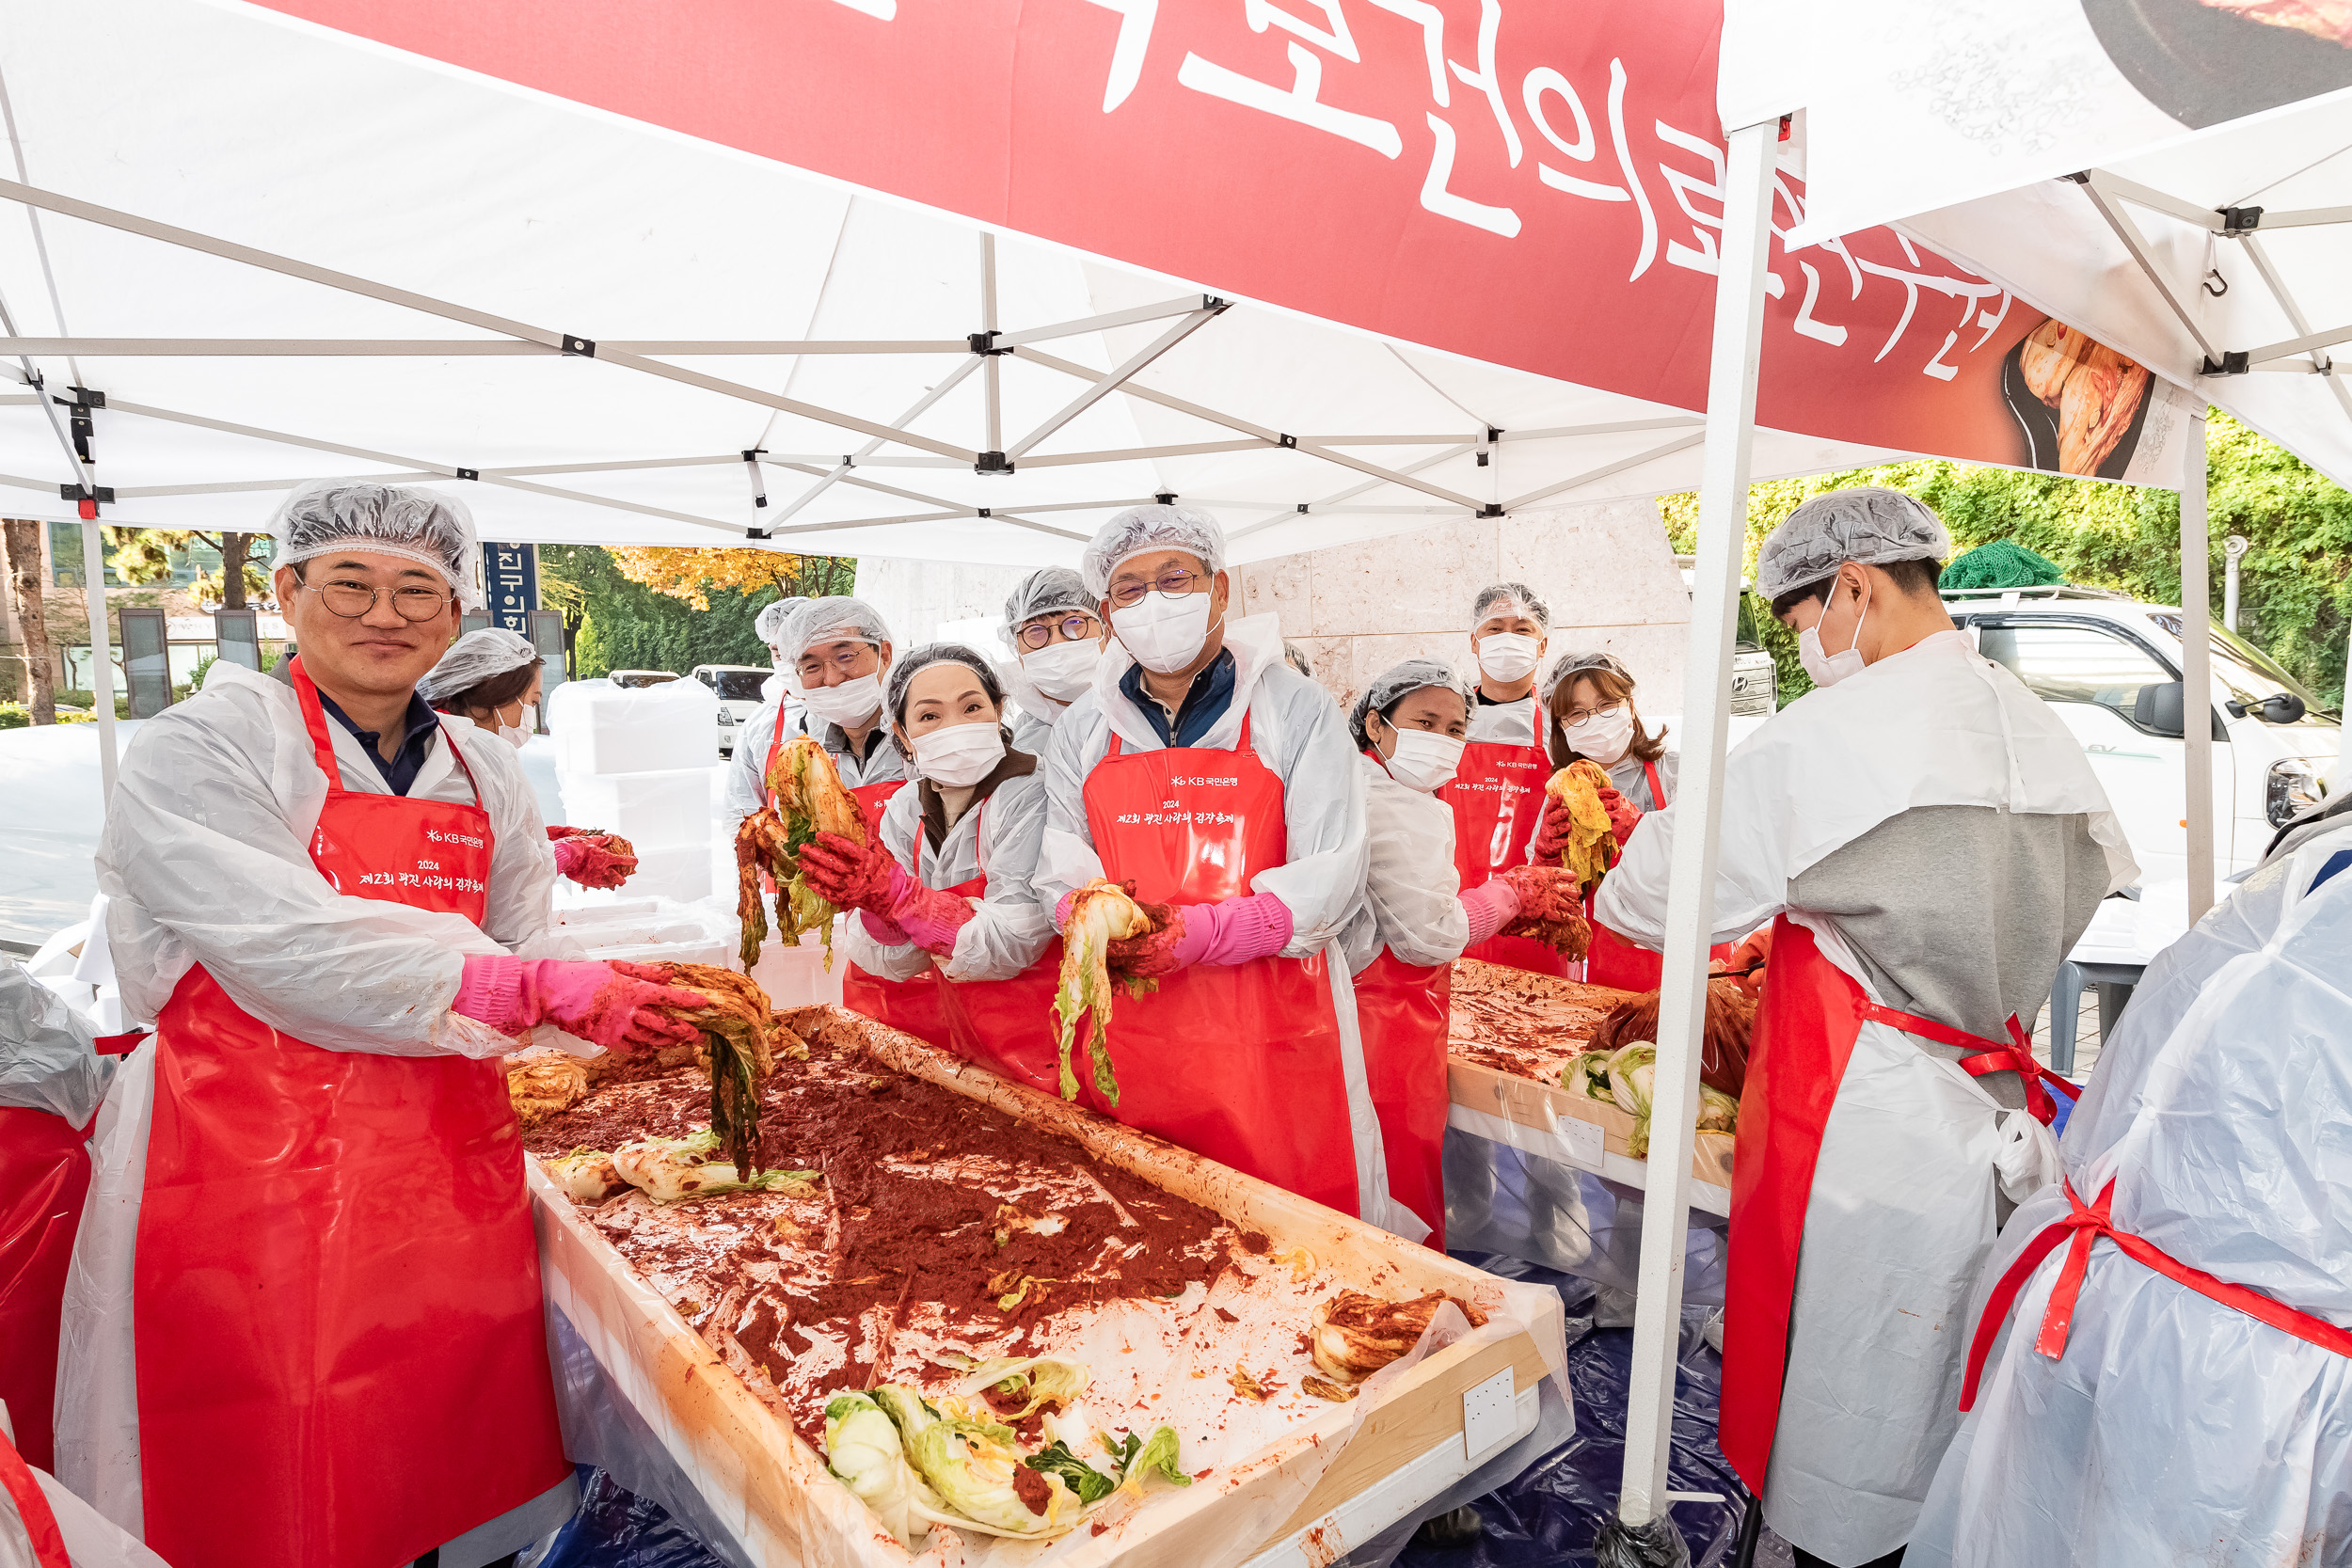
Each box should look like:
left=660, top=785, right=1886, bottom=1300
left=482, top=543, right=537, bottom=635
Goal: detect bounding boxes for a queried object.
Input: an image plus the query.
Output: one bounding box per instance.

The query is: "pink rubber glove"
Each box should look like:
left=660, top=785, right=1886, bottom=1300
left=550, top=832, right=638, bottom=890
left=880, top=863, right=977, bottom=956
left=799, top=831, right=893, bottom=911
left=454, top=957, right=704, bottom=1053
left=1111, top=892, right=1292, bottom=976
left=1458, top=877, right=1521, bottom=947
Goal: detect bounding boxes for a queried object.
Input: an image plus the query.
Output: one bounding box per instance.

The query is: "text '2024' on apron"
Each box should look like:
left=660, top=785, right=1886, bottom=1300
left=1081, top=715, right=1362, bottom=1217
left=1444, top=702, right=1561, bottom=976
left=130, top=657, right=567, bottom=1568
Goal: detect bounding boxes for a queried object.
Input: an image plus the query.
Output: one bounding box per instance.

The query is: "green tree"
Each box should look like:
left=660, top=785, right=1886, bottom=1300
left=1660, top=412, right=2351, bottom=711
left=102, top=528, right=272, bottom=608
left=537, top=546, right=855, bottom=680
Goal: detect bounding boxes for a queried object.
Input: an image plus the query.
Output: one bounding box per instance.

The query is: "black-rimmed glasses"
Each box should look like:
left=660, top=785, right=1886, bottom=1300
left=304, top=579, right=453, bottom=622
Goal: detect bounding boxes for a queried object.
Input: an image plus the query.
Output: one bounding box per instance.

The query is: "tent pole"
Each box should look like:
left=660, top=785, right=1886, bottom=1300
left=2182, top=405, right=2215, bottom=921
left=1614, top=115, right=1777, bottom=1531
left=81, top=518, right=119, bottom=797
left=981, top=232, right=1002, bottom=454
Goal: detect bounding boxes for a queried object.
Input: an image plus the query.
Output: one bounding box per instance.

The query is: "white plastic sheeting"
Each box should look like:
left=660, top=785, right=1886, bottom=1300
left=0, top=0, right=1924, bottom=572
left=1911, top=822, right=2352, bottom=1568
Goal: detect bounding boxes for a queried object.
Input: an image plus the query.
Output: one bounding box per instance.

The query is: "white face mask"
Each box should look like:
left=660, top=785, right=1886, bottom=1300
left=1562, top=704, right=1635, bottom=767
left=496, top=701, right=535, bottom=751
left=910, top=721, right=1005, bottom=787
left=1380, top=723, right=1468, bottom=792
left=1111, top=590, right=1218, bottom=674
left=1020, top=639, right=1101, bottom=702
left=1797, top=581, right=1870, bottom=689
left=1475, top=631, right=1543, bottom=683
left=801, top=672, right=884, bottom=727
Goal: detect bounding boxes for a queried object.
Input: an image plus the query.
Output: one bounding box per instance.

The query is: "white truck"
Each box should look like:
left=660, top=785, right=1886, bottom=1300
left=690, top=663, right=774, bottom=758
left=1941, top=585, right=2338, bottom=884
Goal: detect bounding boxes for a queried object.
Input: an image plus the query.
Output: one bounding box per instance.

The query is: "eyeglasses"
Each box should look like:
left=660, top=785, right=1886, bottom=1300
left=1018, top=613, right=1098, bottom=650
left=1563, top=704, right=1626, bottom=728
left=1106, top=568, right=1206, bottom=610
left=305, top=578, right=453, bottom=622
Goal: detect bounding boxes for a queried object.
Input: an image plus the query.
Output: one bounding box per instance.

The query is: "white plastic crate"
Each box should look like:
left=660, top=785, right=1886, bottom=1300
left=555, top=768, right=714, bottom=851
left=548, top=676, right=721, bottom=776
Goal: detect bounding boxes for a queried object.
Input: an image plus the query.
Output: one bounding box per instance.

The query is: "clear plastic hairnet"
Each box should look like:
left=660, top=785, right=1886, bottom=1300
left=1756, top=485, right=1951, bottom=602
left=1001, top=567, right=1097, bottom=647
left=884, top=642, right=1007, bottom=723
left=1472, top=580, right=1550, bottom=630
left=268, top=480, right=482, bottom=610
left=1349, top=657, right=1474, bottom=750
left=1538, top=649, right=1633, bottom=706
left=1284, top=641, right=1315, bottom=679
left=755, top=595, right=811, bottom=649
left=778, top=595, right=893, bottom=671
left=418, top=626, right=540, bottom=705
left=1079, top=503, right=1227, bottom=596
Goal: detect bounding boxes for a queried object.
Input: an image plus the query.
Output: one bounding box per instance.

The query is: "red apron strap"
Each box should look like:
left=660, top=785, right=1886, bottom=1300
left=1963, top=1178, right=2352, bottom=1412
left=286, top=656, right=347, bottom=794
left=1641, top=755, right=1665, bottom=810
left=94, top=1029, right=151, bottom=1056
left=0, top=1427, right=72, bottom=1568
left=1856, top=1002, right=2061, bottom=1125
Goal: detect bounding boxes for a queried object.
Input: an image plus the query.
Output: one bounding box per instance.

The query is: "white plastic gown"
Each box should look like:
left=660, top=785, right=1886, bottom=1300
left=0, top=964, right=111, bottom=1123
left=1338, top=753, right=1468, bottom=974
left=838, top=768, right=1055, bottom=984
left=1594, top=630, right=2137, bottom=1563
left=999, top=656, right=1073, bottom=757
left=57, top=657, right=571, bottom=1531
left=1035, top=612, right=1410, bottom=1233
left=1909, top=822, right=2352, bottom=1568
left=723, top=697, right=907, bottom=832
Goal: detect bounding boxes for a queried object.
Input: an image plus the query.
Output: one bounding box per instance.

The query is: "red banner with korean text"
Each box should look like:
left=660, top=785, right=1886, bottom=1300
left=252, top=0, right=2190, bottom=483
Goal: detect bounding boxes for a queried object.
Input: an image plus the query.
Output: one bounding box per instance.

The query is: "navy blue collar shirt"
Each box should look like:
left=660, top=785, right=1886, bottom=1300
left=1119, top=646, right=1237, bottom=749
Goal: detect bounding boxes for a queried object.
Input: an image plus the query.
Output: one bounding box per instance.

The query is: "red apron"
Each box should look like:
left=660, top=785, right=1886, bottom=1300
left=130, top=657, right=567, bottom=1568
left=1350, top=951, right=1450, bottom=1248
left=1717, top=916, right=2062, bottom=1492
left=1581, top=758, right=1736, bottom=989
left=1443, top=700, right=1563, bottom=976
left=0, top=1107, right=93, bottom=1474
left=930, top=800, right=1068, bottom=1095
left=1080, top=715, right=1362, bottom=1216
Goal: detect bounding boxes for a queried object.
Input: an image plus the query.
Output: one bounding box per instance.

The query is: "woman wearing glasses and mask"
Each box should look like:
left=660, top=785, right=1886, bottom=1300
left=62, top=483, right=712, bottom=1568
left=420, top=626, right=639, bottom=890
left=998, top=566, right=1104, bottom=755
left=1341, top=658, right=1584, bottom=1244
left=1034, top=505, right=1407, bottom=1232
left=795, top=645, right=1063, bottom=1092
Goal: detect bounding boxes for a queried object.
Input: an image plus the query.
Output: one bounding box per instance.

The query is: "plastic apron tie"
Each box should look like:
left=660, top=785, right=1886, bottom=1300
left=1853, top=1004, right=2063, bottom=1126
left=1961, top=1177, right=2352, bottom=1411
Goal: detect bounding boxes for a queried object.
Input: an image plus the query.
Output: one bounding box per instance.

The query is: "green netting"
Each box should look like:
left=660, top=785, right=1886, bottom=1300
left=1940, top=539, right=2065, bottom=592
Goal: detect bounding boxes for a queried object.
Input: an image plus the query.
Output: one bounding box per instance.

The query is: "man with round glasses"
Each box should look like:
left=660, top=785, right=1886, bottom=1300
left=1035, top=504, right=1414, bottom=1239
left=997, top=565, right=1103, bottom=754
left=62, top=480, right=709, bottom=1568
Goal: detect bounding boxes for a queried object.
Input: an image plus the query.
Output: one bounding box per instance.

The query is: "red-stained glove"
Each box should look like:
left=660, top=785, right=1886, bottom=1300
left=1529, top=795, right=1574, bottom=863
left=1722, top=925, right=1774, bottom=999
left=1497, top=864, right=1585, bottom=931
left=453, top=957, right=704, bottom=1053
left=550, top=832, right=638, bottom=889
left=797, top=831, right=895, bottom=911
left=1595, top=785, right=1643, bottom=846
left=1107, top=892, right=1292, bottom=978
left=1104, top=901, right=1188, bottom=979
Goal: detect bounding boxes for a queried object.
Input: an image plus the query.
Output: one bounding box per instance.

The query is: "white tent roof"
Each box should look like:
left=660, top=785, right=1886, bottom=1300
left=0, top=0, right=1929, bottom=570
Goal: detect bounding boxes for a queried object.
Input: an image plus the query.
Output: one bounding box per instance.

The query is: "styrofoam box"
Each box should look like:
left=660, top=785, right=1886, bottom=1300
left=749, top=919, right=849, bottom=1008
left=548, top=676, right=721, bottom=776
left=618, top=843, right=714, bottom=905
left=555, top=768, right=713, bottom=849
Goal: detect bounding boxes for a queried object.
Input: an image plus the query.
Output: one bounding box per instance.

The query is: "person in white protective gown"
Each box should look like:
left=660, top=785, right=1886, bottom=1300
left=995, top=566, right=1104, bottom=756
left=1594, top=488, right=2136, bottom=1568
left=1907, top=821, right=2352, bottom=1568
left=718, top=594, right=815, bottom=832
left=1033, top=504, right=1411, bottom=1234
left=1336, top=658, right=1584, bottom=1248
left=1438, top=583, right=1564, bottom=976
left=56, top=481, right=709, bottom=1568
left=796, top=643, right=1060, bottom=1088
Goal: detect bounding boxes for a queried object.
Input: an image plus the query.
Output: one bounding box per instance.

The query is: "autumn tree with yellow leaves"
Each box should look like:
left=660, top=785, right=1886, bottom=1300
left=604, top=546, right=852, bottom=609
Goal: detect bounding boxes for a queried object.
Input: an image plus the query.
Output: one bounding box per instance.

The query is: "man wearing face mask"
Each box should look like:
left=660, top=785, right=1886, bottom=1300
left=799, top=644, right=1062, bottom=1086
left=1339, top=658, right=1586, bottom=1245
left=724, top=595, right=909, bottom=841
left=998, top=566, right=1104, bottom=755
left=421, top=626, right=638, bottom=890
left=1443, top=582, right=1565, bottom=975
left=1035, top=504, right=1408, bottom=1233
left=1595, top=488, right=2135, bottom=1568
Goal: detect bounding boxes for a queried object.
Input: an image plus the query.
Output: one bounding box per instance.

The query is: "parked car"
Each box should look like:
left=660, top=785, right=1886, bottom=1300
left=691, top=663, right=774, bottom=757
left=608, top=669, right=678, bottom=690
left=1943, top=585, right=2339, bottom=884
left=1675, top=557, right=1779, bottom=717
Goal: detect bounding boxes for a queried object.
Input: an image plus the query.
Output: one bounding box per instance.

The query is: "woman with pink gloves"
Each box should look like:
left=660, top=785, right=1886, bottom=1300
left=795, top=644, right=1060, bottom=1089
left=421, top=626, right=639, bottom=889
left=59, top=483, right=706, bottom=1568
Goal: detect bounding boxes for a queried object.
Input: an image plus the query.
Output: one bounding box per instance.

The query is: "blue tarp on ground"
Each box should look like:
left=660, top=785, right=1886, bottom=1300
left=526, top=1255, right=1753, bottom=1568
